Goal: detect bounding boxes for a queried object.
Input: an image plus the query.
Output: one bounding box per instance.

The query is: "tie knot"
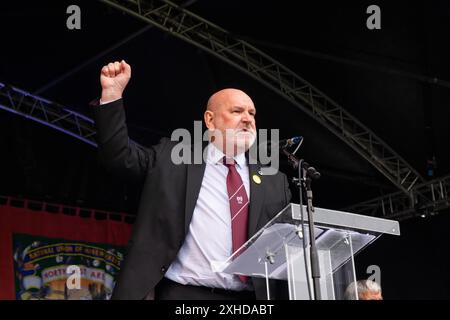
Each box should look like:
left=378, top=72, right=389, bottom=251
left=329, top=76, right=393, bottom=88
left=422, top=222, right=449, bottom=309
left=223, top=157, right=236, bottom=168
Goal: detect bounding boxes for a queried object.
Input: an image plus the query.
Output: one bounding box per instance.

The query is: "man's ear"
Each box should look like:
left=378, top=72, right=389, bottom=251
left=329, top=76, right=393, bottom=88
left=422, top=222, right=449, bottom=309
left=204, top=110, right=215, bottom=130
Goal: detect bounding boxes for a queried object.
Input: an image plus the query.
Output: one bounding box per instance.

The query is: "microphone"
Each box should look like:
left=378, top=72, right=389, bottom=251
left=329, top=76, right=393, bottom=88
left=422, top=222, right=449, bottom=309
left=267, top=136, right=303, bottom=149
left=279, top=136, right=303, bottom=149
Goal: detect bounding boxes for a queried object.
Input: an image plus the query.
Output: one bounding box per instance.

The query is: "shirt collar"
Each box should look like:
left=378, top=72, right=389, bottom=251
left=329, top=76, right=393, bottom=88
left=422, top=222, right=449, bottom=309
left=207, top=143, right=247, bottom=169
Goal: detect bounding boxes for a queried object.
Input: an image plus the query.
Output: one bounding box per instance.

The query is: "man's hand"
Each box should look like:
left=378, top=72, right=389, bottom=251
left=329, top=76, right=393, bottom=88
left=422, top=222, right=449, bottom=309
left=100, top=60, right=131, bottom=102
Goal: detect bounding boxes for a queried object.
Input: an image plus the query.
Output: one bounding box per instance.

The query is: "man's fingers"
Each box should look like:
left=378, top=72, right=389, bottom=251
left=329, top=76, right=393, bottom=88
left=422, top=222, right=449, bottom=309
left=108, top=63, right=115, bottom=77
left=102, top=60, right=130, bottom=78
left=101, top=66, right=109, bottom=77
left=114, top=61, right=121, bottom=75
left=121, top=60, right=131, bottom=78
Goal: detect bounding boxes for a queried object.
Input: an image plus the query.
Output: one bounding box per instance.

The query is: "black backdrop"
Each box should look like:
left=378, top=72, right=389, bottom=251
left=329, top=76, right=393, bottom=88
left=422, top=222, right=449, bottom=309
left=1, top=0, right=449, bottom=299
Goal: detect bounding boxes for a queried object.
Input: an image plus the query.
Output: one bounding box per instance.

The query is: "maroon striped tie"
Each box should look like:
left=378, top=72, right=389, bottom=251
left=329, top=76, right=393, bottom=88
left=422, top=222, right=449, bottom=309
left=223, top=157, right=249, bottom=283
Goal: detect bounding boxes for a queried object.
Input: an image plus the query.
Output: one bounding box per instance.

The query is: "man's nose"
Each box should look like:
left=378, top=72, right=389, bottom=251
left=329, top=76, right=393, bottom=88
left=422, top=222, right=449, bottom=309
left=241, top=112, right=253, bottom=123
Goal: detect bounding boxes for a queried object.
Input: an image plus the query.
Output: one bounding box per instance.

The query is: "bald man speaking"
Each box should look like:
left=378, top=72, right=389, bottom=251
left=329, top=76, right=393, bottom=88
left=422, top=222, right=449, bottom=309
left=93, top=60, right=292, bottom=300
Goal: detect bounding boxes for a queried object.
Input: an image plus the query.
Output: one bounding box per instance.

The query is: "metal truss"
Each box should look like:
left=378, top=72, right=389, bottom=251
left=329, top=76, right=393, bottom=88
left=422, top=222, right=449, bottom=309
left=100, top=0, right=424, bottom=194
left=345, top=175, right=450, bottom=221
left=1, top=80, right=443, bottom=222
left=0, top=82, right=98, bottom=147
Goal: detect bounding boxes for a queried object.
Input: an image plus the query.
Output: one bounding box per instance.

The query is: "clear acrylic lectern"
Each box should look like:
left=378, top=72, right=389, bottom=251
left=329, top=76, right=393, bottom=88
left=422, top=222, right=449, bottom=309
left=219, top=203, right=400, bottom=300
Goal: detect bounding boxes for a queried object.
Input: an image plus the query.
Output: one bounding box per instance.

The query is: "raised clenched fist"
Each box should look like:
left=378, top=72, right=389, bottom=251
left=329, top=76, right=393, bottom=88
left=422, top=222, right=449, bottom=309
left=100, top=60, right=131, bottom=102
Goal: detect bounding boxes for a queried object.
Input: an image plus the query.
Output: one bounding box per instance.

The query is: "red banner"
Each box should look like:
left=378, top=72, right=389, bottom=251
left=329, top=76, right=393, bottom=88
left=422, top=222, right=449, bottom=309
left=0, top=198, right=132, bottom=300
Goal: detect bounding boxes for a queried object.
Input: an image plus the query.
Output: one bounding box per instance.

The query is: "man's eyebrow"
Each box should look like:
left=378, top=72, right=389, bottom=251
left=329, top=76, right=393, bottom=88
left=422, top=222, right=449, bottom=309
left=232, top=105, right=255, bottom=111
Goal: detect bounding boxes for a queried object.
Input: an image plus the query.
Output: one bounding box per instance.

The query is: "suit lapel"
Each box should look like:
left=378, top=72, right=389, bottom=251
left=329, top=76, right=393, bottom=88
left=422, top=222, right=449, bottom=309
left=248, top=163, right=265, bottom=238
left=184, top=143, right=207, bottom=235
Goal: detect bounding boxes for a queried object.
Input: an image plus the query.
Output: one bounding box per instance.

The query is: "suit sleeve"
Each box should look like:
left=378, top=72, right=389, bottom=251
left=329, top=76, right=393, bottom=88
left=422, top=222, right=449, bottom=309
left=92, top=98, right=166, bottom=184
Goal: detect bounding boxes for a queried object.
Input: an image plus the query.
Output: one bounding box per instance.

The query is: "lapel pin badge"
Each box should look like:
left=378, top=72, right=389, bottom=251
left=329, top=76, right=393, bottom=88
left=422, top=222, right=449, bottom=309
left=252, top=174, right=262, bottom=185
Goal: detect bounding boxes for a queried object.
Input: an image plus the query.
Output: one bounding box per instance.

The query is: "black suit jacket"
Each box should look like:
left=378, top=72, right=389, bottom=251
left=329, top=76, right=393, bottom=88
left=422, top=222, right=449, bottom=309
left=93, top=99, right=292, bottom=300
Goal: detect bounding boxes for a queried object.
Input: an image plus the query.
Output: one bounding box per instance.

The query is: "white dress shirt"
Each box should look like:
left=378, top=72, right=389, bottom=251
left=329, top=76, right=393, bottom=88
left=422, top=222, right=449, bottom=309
left=165, top=143, right=253, bottom=291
